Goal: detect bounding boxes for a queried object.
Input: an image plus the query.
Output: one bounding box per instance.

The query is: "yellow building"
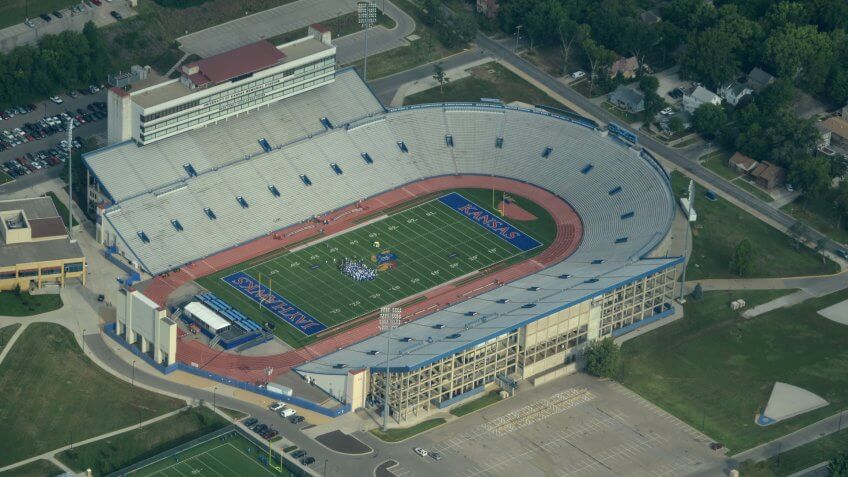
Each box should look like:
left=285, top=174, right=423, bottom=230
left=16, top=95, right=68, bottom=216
left=0, top=197, right=86, bottom=292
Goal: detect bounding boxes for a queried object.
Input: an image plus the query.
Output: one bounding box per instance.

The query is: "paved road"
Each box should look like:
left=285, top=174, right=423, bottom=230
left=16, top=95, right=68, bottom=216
left=731, top=411, right=848, bottom=465
left=0, top=2, right=135, bottom=54
left=177, top=0, right=414, bottom=65
left=475, top=34, right=846, bottom=257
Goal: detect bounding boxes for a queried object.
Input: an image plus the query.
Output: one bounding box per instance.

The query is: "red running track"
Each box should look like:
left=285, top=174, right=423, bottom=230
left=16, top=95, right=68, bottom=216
left=143, top=176, right=583, bottom=384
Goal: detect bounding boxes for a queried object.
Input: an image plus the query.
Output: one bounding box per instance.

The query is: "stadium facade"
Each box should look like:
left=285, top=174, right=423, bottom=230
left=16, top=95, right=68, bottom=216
left=106, top=26, right=336, bottom=147
left=86, top=64, right=682, bottom=422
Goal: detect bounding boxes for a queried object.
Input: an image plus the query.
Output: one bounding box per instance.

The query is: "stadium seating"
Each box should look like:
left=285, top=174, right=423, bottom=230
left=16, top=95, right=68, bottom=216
left=90, top=77, right=674, bottom=282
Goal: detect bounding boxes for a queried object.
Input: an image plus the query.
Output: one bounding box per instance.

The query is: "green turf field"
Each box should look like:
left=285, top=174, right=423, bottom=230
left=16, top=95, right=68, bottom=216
left=198, top=188, right=555, bottom=347
left=133, top=432, right=292, bottom=476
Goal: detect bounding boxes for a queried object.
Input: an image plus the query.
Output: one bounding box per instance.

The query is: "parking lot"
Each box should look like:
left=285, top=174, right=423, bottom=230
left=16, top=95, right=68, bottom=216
left=0, top=88, right=107, bottom=181
left=366, top=374, right=728, bottom=477
left=0, top=0, right=136, bottom=53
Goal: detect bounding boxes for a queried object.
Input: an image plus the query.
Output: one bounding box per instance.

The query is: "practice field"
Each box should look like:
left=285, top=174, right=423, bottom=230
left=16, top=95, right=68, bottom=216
left=131, top=432, right=292, bottom=477
left=198, top=188, right=554, bottom=347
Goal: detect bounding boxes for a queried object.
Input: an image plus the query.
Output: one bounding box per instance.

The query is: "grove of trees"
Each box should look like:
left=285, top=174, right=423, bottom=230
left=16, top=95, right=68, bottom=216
left=0, top=22, right=109, bottom=109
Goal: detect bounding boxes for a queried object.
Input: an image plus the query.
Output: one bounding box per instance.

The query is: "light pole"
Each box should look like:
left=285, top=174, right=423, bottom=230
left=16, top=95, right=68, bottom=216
left=357, top=1, right=376, bottom=82
left=379, top=307, right=401, bottom=431
left=67, top=117, right=74, bottom=242
left=323, top=459, right=328, bottom=477
left=81, top=328, right=86, bottom=353
left=213, top=387, right=218, bottom=411
left=132, top=360, right=136, bottom=387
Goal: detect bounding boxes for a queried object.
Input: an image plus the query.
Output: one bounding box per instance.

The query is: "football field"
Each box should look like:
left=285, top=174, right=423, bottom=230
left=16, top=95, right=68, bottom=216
left=198, top=189, right=552, bottom=347
left=133, top=432, right=291, bottom=476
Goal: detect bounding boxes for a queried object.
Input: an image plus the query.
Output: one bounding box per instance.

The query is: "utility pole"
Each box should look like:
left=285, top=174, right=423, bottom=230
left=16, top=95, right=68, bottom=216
left=358, top=1, right=376, bottom=81
left=379, top=307, right=401, bottom=431
left=67, top=117, right=74, bottom=242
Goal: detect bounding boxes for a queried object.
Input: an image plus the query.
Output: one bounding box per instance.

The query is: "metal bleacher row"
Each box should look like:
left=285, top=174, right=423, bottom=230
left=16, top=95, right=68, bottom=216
left=197, top=292, right=262, bottom=333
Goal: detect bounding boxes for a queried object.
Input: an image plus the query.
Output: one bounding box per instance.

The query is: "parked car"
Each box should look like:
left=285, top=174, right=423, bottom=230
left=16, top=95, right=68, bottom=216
left=50, top=96, right=63, bottom=104
left=269, top=401, right=286, bottom=412
left=52, top=10, right=63, bottom=18
left=836, top=249, right=848, bottom=260
left=243, top=417, right=258, bottom=427
left=430, top=451, right=443, bottom=461
left=571, top=70, right=586, bottom=80
left=660, top=107, right=673, bottom=116
left=24, top=19, right=35, bottom=28
left=301, top=457, right=315, bottom=466
left=40, top=13, right=52, bottom=22
left=289, top=415, right=305, bottom=424
left=414, top=447, right=428, bottom=457
left=92, top=0, right=102, bottom=5
left=281, top=408, right=296, bottom=418
left=291, top=450, right=307, bottom=458
left=110, top=10, right=123, bottom=20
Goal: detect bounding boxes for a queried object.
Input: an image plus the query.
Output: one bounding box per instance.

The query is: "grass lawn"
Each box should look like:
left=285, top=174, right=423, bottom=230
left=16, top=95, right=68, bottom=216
left=45, top=191, right=78, bottom=227
left=344, top=0, right=465, bottom=80
left=670, top=172, right=838, bottom=280
left=0, top=324, right=21, bottom=353
left=370, top=418, right=446, bottom=442
left=0, top=292, right=63, bottom=316
left=0, top=323, right=183, bottom=466
left=57, top=407, right=228, bottom=476
left=673, top=137, right=700, bottom=148
left=0, top=460, right=63, bottom=477
left=218, top=406, right=249, bottom=420
left=0, top=170, right=12, bottom=185
left=197, top=188, right=555, bottom=348
left=449, top=390, right=503, bottom=417
left=733, top=177, right=775, bottom=203
left=782, top=192, right=848, bottom=245
left=619, top=288, right=848, bottom=454
left=0, top=0, right=79, bottom=29
left=404, top=62, right=565, bottom=108
left=739, top=426, right=848, bottom=476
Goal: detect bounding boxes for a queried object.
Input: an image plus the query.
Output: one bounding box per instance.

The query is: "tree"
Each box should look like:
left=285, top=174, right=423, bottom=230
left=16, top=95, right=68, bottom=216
left=679, top=28, right=740, bottom=89
left=830, top=451, right=848, bottom=477
left=763, top=24, right=834, bottom=83
left=835, top=180, right=848, bottom=230
left=692, top=103, right=727, bottom=138
left=557, top=19, right=588, bottom=76
left=729, top=239, right=754, bottom=277
left=815, top=237, right=829, bottom=264
left=581, top=38, right=616, bottom=95
left=789, top=156, right=831, bottom=200
left=583, top=338, right=620, bottom=378
left=432, top=63, right=449, bottom=94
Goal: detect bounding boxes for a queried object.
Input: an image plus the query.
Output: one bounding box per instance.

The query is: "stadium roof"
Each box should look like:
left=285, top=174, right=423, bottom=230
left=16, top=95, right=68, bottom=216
left=181, top=41, right=286, bottom=87
left=184, top=301, right=230, bottom=331
left=296, top=257, right=680, bottom=374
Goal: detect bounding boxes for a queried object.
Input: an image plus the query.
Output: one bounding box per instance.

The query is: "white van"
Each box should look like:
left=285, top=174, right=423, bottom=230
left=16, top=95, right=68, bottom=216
left=281, top=408, right=296, bottom=418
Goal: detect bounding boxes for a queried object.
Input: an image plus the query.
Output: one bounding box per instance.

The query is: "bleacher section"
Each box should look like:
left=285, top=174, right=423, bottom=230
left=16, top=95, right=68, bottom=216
left=197, top=292, right=262, bottom=333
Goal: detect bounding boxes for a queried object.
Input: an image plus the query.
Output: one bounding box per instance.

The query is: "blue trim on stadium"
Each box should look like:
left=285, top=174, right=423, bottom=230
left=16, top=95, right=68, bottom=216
left=363, top=256, right=684, bottom=374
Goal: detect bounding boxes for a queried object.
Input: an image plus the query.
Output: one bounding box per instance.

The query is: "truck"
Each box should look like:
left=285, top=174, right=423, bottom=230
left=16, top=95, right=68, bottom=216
left=265, top=383, right=293, bottom=397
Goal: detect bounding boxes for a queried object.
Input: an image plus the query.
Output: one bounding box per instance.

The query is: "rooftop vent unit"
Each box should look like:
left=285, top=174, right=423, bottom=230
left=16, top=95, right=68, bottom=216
left=268, top=185, right=280, bottom=197
left=445, top=135, right=454, bottom=147
left=330, top=163, right=343, bottom=175
left=361, top=152, right=374, bottom=164
left=495, top=137, right=504, bottom=149
left=183, top=163, right=197, bottom=177
left=609, top=186, right=622, bottom=195
left=397, top=141, right=408, bottom=153
left=170, top=219, right=183, bottom=232
left=581, top=164, right=594, bottom=174
left=258, top=138, right=272, bottom=153
left=204, top=207, right=216, bottom=220
left=300, top=175, right=312, bottom=186
left=542, top=147, right=552, bottom=158
left=137, top=231, right=150, bottom=243
left=236, top=196, right=249, bottom=208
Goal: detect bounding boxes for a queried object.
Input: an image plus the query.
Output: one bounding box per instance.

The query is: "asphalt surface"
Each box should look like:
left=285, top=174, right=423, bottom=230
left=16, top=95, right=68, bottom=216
left=474, top=33, right=846, bottom=256
left=177, top=0, right=415, bottom=65
left=0, top=89, right=108, bottom=187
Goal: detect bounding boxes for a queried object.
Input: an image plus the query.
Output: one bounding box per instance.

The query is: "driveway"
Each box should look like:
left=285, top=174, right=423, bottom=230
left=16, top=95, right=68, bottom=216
left=177, top=0, right=415, bottom=64
left=0, top=2, right=136, bottom=53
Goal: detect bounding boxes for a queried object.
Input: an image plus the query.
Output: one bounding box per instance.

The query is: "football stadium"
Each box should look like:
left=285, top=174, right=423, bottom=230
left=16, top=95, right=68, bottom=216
left=84, top=38, right=681, bottom=422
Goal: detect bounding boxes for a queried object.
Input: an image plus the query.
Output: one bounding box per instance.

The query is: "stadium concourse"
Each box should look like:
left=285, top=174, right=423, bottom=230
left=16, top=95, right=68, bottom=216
left=85, top=67, right=680, bottom=418
left=144, top=174, right=583, bottom=383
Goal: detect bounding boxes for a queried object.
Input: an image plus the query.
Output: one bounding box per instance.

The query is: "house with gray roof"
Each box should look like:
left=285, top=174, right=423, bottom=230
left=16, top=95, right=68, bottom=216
left=609, top=85, right=645, bottom=113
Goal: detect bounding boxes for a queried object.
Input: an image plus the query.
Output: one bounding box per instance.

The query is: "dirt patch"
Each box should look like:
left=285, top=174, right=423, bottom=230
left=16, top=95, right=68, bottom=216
left=498, top=200, right=537, bottom=221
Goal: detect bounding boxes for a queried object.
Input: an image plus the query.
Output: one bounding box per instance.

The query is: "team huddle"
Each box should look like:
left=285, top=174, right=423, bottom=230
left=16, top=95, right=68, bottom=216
left=338, top=257, right=378, bottom=282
